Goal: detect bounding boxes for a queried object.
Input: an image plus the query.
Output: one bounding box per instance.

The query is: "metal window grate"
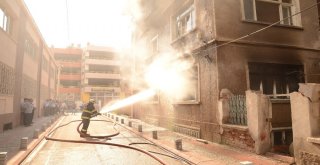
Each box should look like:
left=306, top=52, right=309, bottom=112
left=174, top=124, right=200, bottom=138
left=228, top=95, right=247, bottom=125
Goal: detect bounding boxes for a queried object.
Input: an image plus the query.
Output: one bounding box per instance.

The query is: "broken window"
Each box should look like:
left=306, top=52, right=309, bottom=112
left=248, top=62, right=304, bottom=97
left=173, top=4, right=196, bottom=39
left=174, top=64, right=199, bottom=102
left=242, top=0, right=298, bottom=26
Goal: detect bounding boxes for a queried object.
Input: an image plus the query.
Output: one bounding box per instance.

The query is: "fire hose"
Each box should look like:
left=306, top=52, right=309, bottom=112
left=44, top=118, right=168, bottom=165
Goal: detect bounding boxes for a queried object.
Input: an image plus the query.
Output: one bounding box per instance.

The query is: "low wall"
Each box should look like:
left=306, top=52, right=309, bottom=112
left=290, top=83, right=320, bottom=165
left=221, top=124, right=255, bottom=152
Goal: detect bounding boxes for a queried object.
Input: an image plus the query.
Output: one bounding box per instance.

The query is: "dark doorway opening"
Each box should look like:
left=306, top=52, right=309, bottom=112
left=248, top=62, right=304, bottom=156
left=3, top=122, right=12, bottom=131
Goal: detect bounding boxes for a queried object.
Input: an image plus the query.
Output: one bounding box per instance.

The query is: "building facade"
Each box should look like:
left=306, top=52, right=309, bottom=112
left=131, top=0, right=320, bottom=160
left=81, top=45, right=122, bottom=107
left=54, top=47, right=82, bottom=103
left=0, top=0, right=58, bottom=132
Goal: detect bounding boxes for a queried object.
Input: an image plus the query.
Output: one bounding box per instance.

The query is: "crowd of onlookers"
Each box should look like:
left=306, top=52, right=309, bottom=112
left=21, top=98, right=84, bottom=126
left=43, top=99, right=82, bottom=116
left=43, top=99, right=60, bottom=116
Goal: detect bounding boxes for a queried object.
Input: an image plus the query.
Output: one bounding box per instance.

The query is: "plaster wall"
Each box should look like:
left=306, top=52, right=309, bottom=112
left=0, top=31, right=16, bottom=68
left=213, top=0, right=320, bottom=49
left=290, top=84, right=320, bottom=164
left=22, top=56, right=38, bottom=80
left=246, top=90, right=271, bottom=154
left=0, top=95, right=13, bottom=115
left=41, top=70, right=49, bottom=86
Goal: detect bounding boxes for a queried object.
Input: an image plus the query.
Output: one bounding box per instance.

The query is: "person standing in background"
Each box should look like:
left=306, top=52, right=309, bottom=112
left=21, top=98, right=34, bottom=126
left=30, top=98, right=35, bottom=124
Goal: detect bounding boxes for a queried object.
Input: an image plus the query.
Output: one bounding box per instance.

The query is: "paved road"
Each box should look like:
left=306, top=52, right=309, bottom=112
left=21, top=115, right=188, bottom=165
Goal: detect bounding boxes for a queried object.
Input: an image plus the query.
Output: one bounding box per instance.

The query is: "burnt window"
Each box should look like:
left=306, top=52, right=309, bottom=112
left=172, top=2, right=196, bottom=40
left=248, top=63, right=304, bottom=96
left=242, top=0, right=299, bottom=26
left=174, top=64, right=199, bottom=102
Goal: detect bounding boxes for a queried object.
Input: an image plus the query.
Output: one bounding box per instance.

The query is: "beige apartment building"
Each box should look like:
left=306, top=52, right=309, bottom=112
left=131, top=0, right=320, bottom=163
left=81, top=45, right=122, bottom=107
left=54, top=47, right=82, bottom=102
left=0, top=0, right=58, bottom=132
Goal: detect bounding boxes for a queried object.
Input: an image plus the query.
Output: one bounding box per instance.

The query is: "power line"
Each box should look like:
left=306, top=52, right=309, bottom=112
left=210, top=1, right=320, bottom=50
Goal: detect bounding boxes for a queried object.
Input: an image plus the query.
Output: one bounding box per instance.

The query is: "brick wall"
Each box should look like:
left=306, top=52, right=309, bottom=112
left=221, top=126, right=255, bottom=152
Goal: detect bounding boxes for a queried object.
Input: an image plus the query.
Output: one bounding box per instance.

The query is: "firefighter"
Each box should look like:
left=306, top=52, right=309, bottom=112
left=80, top=99, right=100, bottom=137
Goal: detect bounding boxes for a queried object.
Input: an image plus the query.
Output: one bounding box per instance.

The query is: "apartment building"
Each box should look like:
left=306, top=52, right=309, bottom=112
left=131, top=0, right=320, bottom=161
left=81, top=45, right=121, bottom=107
left=54, top=47, right=82, bottom=102
left=0, top=0, right=58, bottom=132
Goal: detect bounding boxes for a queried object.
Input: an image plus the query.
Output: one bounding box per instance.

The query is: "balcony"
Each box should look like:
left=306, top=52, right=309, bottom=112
left=60, top=61, right=81, bottom=68
left=60, top=74, right=81, bottom=80
left=84, top=72, right=121, bottom=79
left=85, top=59, right=120, bottom=66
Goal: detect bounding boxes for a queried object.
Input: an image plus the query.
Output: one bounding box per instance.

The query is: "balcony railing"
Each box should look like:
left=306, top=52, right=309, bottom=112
left=84, top=72, right=121, bottom=79
left=60, top=61, right=81, bottom=67
left=85, top=59, right=120, bottom=66
left=60, top=74, right=81, bottom=80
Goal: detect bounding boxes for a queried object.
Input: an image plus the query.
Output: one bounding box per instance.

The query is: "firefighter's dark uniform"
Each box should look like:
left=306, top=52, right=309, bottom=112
left=80, top=101, right=97, bottom=135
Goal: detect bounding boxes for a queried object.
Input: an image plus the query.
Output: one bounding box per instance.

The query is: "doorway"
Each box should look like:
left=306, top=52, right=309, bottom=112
left=248, top=62, right=304, bottom=155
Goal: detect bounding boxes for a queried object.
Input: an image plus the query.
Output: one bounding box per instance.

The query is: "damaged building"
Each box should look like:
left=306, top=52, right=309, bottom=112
left=130, top=0, right=320, bottom=163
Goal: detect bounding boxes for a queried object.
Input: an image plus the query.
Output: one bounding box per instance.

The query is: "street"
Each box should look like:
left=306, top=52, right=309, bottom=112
left=21, top=114, right=189, bottom=165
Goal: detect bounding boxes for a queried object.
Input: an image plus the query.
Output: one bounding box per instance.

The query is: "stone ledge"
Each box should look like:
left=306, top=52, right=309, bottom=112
left=307, top=137, right=320, bottom=144
left=222, top=124, right=248, bottom=131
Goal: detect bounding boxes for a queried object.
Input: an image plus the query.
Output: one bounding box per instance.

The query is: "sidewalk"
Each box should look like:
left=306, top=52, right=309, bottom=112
left=110, top=114, right=293, bottom=165
left=0, top=115, right=59, bottom=164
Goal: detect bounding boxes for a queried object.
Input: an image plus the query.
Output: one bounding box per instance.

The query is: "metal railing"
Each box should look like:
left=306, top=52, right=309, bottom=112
left=228, top=95, right=247, bottom=126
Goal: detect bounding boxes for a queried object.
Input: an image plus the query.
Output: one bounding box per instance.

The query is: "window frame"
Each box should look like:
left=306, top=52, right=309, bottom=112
left=171, top=3, right=196, bottom=40
left=0, top=7, right=11, bottom=34
left=173, top=63, right=200, bottom=104
left=241, top=0, right=301, bottom=27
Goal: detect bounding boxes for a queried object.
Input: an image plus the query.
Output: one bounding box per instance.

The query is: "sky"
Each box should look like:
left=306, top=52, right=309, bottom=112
left=24, top=0, right=133, bottom=48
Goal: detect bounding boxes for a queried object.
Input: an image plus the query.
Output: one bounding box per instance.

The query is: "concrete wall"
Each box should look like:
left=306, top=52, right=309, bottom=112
left=0, top=0, right=19, bottom=127
left=214, top=0, right=319, bottom=50
left=132, top=0, right=220, bottom=142
left=290, top=83, right=320, bottom=164
left=246, top=90, right=272, bottom=154
left=217, top=90, right=270, bottom=154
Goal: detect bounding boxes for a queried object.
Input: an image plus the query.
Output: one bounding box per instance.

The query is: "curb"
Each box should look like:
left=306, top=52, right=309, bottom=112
left=7, top=116, right=62, bottom=165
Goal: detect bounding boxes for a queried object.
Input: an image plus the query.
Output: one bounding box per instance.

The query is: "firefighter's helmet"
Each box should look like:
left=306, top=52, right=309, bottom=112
left=89, top=99, right=95, bottom=103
